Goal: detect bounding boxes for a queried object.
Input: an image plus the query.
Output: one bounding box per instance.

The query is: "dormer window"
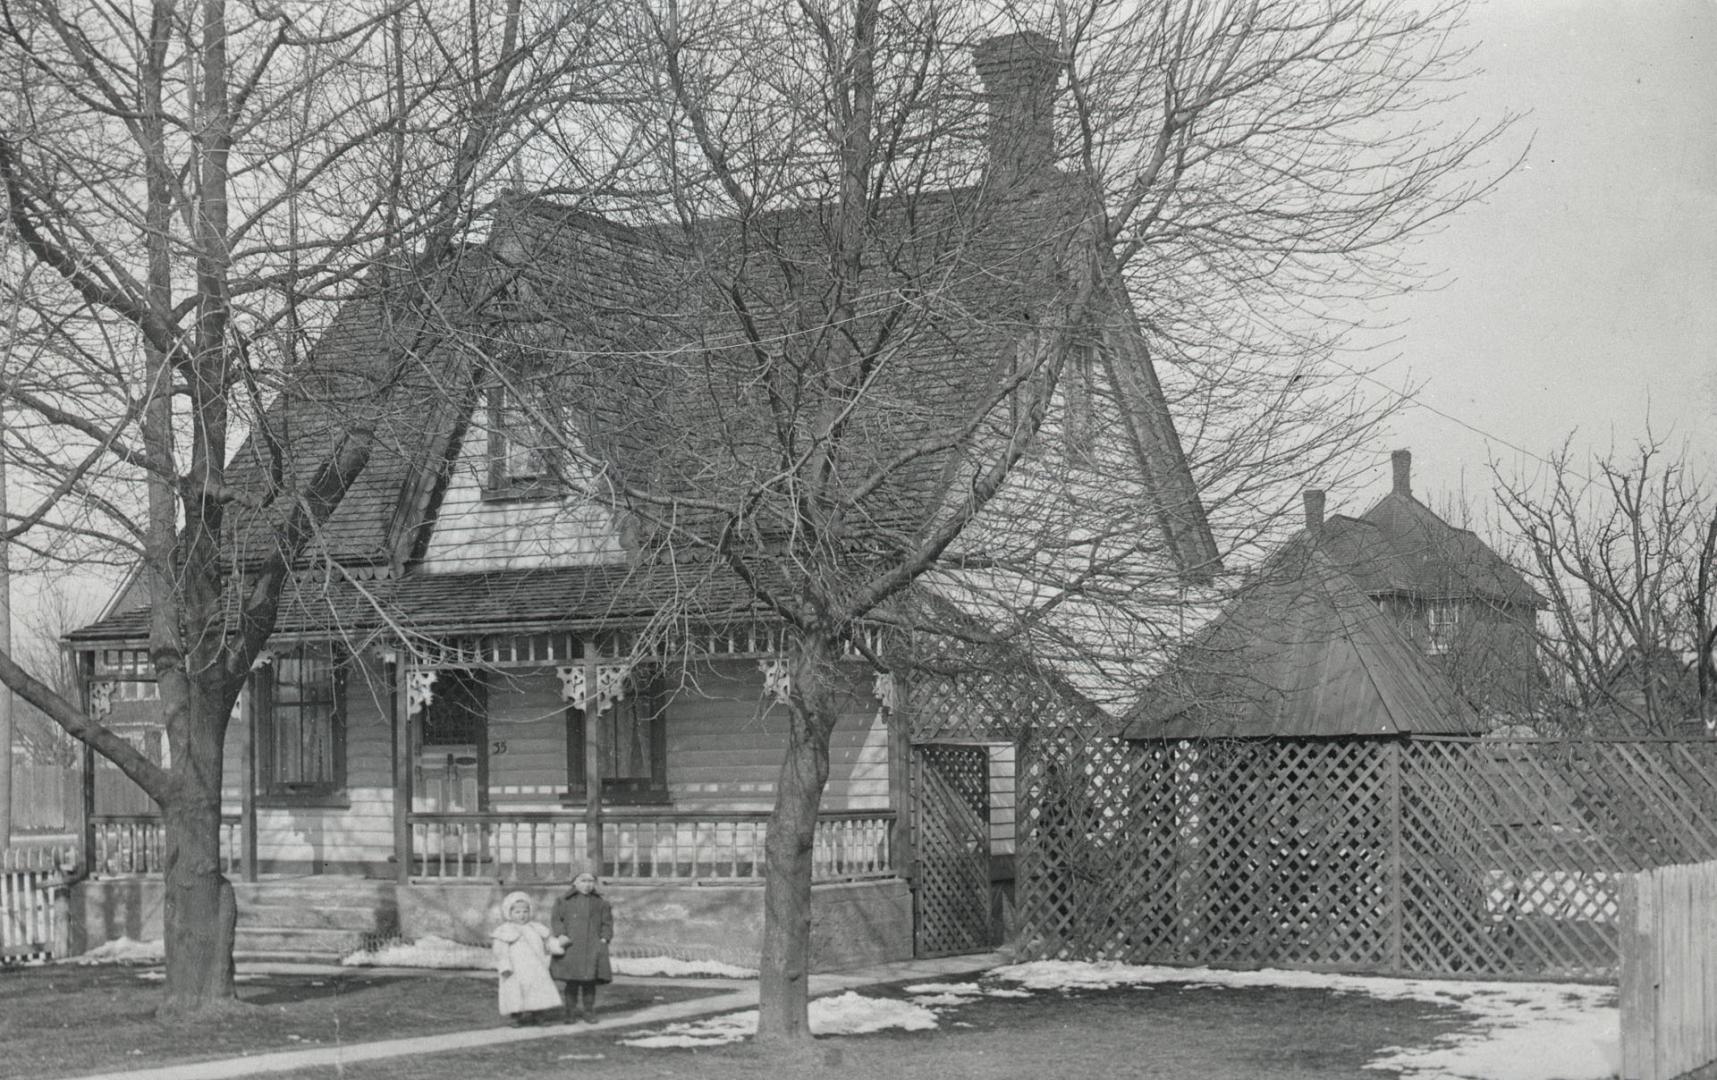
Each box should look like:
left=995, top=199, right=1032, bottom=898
left=484, top=385, right=561, bottom=500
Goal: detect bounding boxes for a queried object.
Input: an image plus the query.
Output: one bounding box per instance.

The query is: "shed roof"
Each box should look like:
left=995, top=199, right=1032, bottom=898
left=1123, top=549, right=1480, bottom=739
left=67, top=559, right=767, bottom=645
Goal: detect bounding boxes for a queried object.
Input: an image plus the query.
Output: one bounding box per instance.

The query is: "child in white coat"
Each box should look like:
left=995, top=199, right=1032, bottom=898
left=490, top=891, right=564, bottom=1026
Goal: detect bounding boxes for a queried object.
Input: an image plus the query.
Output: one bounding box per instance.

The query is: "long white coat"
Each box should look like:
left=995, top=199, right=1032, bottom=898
left=491, top=918, right=564, bottom=1016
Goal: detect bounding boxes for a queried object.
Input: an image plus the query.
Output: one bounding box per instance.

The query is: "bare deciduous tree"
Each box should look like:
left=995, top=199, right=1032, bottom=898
left=1495, top=435, right=1717, bottom=734
left=479, top=0, right=1514, bottom=1045
left=0, top=0, right=620, bottom=1016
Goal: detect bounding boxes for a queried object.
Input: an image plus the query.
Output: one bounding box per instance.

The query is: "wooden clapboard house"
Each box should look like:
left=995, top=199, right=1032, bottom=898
left=65, top=32, right=1216, bottom=966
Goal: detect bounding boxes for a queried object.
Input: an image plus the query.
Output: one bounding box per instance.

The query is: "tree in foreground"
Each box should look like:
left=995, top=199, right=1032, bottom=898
left=0, top=0, right=621, bottom=1015
left=1494, top=436, right=1717, bottom=733
left=472, top=0, right=1513, bottom=1045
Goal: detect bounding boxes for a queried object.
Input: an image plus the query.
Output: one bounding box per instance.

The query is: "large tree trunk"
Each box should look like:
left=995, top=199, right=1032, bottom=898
left=154, top=671, right=240, bottom=1018
left=157, top=791, right=239, bottom=1017
left=756, top=629, right=842, bottom=1047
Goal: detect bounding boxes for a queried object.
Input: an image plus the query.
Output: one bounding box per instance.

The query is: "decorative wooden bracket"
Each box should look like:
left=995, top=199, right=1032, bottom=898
left=407, top=669, right=439, bottom=716
left=872, top=672, right=896, bottom=711
left=557, top=663, right=632, bottom=714
left=759, top=659, right=791, bottom=704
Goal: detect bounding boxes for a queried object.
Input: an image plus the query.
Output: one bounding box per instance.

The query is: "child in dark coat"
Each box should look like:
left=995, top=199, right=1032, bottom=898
left=549, top=869, right=613, bottom=1023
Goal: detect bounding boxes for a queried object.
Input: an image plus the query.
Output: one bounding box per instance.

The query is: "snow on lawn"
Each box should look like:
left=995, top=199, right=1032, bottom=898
left=990, top=961, right=1619, bottom=1080
left=337, top=935, right=757, bottom=978
left=619, top=992, right=938, bottom=1048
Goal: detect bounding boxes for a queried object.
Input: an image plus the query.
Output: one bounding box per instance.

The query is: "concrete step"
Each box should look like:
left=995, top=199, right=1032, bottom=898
left=235, top=927, right=368, bottom=956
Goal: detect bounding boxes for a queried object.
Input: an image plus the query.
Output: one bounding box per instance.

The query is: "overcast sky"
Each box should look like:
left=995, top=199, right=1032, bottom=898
left=1341, top=0, right=1717, bottom=519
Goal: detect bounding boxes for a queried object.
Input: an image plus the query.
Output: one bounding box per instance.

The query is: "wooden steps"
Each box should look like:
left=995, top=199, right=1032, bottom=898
left=233, top=878, right=398, bottom=960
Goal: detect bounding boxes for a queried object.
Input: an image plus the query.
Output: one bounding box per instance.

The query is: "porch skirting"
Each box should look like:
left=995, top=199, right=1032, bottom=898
left=399, top=877, right=914, bottom=971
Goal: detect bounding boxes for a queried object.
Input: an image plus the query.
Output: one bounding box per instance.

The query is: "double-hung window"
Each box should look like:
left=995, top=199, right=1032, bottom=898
left=258, top=643, right=346, bottom=802
left=565, top=671, right=667, bottom=805
left=485, top=385, right=560, bottom=499
left=1427, top=601, right=1462, bottom=655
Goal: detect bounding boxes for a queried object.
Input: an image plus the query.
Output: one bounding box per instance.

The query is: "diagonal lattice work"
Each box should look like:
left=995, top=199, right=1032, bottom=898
left=1015, top=734, right=1717, bottom=980
left=913, top=744, right=996, bottom=958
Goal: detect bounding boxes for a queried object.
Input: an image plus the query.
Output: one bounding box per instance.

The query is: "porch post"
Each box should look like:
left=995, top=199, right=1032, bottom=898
left=77, top=650, right=95, bottom=874
left=393, top=654, right=413, bottom=886
left=888, top=672, right=913, bottom=882
left=582, top=640, right=604, bottom=873
left=239, top=676, right=257, bottom=883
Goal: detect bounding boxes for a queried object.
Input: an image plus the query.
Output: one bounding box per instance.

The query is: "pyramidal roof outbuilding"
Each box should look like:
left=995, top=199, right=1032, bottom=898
left=1123, top=544, right=1480, bottom=740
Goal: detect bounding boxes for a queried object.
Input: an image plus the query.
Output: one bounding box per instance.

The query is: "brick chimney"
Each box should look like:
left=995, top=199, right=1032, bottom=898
left=1392, top=449, right=1412, bottom=497
left=1303, top=489, right=1326, bottom=533
left=973, top=31, right=1062, bottom=186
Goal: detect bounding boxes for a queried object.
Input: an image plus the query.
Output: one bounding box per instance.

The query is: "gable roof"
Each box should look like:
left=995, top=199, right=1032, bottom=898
left=487, top=182, right=1216, bottom=578
left=220, top=273, right=486, bottom=572
left=1123, top=548, right=1480, bottom=739
left=76, top=34, right=1219, bottom=659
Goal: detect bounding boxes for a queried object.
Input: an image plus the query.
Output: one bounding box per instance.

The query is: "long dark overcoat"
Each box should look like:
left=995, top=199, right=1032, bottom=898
left=548, top=891, right=613, bottom=984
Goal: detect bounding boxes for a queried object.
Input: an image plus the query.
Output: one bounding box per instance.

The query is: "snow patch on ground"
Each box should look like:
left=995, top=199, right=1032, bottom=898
left=69, top=937, right=164, bottom=965
left=336, top=936, right=756, bottom=978
left=613, top=955, right=758, bottom=979
left=340, top=936, right=489, bottom=969
left=989, top=962, right=1618, bottom=1080
left=620, top=992, right=938, bottom=1048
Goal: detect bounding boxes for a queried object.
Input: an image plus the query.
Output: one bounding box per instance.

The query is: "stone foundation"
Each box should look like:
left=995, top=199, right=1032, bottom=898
left=397, top=877, right=914, bottom=971
left=70, top=874, right=916, bottom=971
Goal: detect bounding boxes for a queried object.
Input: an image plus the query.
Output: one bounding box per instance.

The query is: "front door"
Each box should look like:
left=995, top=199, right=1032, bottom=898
left=415, top=669, right=489, bottom=813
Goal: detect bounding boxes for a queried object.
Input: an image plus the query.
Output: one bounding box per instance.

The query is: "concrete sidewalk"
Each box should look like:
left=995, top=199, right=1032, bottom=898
left=61, top=952, right=1009, bottom=1080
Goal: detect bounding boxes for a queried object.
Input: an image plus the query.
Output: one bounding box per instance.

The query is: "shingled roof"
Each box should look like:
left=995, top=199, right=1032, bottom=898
left=76, top=31, right=1218, bottom=654
left=1123, top=547, right=1480, bottom=739
left=1285, top=451, right=1542, bottom=608
left=68, top=559, right=768, bottom=645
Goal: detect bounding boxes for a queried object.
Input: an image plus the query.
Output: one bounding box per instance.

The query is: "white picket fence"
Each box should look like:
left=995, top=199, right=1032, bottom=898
left=1, top=846, right=70, bottom=962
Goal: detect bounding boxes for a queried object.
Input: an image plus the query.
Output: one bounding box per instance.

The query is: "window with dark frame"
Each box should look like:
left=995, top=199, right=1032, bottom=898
left=565, top=671, right=668, bottom=805
left=485, top=384, right=561, bottom=499
left=1427, top=601, right=1462, bottom=655
left=258, top=642, right=346, bottom=801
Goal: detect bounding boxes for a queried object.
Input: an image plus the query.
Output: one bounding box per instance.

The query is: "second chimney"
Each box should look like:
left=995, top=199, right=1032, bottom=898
left=1392, top=449, right=1412, bottom=497
left=973, top=32, right=1062, bottom=187
left=1304, top=489, right=1326, bottom=533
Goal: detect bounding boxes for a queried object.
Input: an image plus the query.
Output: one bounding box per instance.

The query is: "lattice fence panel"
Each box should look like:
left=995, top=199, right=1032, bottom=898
left=910, top=668, right=1085, bottom=743
left=913, top=745, right=995, bottom=958
left=1015, top=735, right=1717, bottom=982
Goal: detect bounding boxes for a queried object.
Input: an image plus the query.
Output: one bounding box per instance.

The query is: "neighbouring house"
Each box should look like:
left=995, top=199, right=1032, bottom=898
left=62, top=32, right=1215, bottom=967
left=1287, top=451, right=1545, bottom=722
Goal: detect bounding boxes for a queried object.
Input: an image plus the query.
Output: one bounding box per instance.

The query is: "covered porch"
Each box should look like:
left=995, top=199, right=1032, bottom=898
left=77, top=624, right=907, bottom=888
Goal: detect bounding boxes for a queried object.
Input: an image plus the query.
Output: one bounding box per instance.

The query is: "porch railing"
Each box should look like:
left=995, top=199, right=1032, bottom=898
left=408, top=810, right=896, bottom=883
left=89, top=815, right=243, bottom=877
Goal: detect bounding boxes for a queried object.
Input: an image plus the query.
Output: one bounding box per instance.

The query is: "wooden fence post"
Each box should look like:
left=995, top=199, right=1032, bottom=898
left=1390, top=739, right=1403, bottom=975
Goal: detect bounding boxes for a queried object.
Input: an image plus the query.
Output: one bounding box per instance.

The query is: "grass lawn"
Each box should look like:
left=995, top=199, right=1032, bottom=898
left=262, top=979, right=1474, bottom=1080
left=0, top=962, right=719, bottom=1080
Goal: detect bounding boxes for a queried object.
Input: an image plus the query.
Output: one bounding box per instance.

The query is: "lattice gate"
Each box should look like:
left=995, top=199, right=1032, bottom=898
left=1016, top=735, right=1717, bottom=980
left=912, top=743, right=997, bottom=957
